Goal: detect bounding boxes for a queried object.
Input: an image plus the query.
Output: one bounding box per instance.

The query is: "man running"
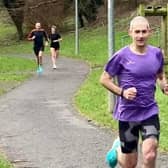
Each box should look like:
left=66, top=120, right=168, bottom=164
left=28, top=22, right=49, bottom=74
left=100, top=16, right=168, bottom=168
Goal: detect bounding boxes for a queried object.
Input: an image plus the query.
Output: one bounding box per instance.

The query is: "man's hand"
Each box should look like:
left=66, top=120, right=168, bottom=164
left=53, top=40, right=58, bottom=42
left=123, top=87, right=137, bottom=100
left=31, top=36, right=35, bottom=40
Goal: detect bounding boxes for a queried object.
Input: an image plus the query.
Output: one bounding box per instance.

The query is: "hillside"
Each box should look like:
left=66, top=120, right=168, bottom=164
left=0, top=0, right=167, bottom=34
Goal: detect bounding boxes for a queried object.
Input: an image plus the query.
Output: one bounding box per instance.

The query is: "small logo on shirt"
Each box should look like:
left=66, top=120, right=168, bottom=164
left=126, top=60, right=135, bottom=65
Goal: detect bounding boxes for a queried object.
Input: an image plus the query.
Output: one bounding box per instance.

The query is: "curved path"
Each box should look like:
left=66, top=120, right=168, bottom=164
left=0, top=56, right=167, bottom=168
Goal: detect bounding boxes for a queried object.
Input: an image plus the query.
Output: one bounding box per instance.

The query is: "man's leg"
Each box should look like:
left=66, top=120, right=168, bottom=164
left=38, top=50, right=43, bottom=66
left=106, top=121, right=139, bottom=168
left=142, top=138, right=158, bottom=168
left=118, top=150, right=138, bottom=168
left=141, top=115, right=160, bottom=168
left=106, top=138, right=138, bottom=168
left=34, top=47, right=40, bottom=67
left=118, top=121, right=139, bottom=168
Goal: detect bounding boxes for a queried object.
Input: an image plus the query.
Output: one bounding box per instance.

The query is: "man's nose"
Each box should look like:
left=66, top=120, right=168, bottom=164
left=139, top=32, right=144, bottom=37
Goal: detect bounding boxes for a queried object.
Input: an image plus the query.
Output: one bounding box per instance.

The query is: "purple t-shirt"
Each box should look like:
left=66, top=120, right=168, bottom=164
left=105, top=45, right=164, bottom=121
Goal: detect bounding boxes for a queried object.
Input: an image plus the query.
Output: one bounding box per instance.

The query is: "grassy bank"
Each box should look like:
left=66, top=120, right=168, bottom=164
left=0, top=155, right=13, bottom=168
left=0, top=56, right=36, bottom=95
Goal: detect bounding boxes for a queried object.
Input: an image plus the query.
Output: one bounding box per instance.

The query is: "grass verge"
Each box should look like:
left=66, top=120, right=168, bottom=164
left=0, top=56, right=36, bottom=95
left=0, top=155, right=13, bottom=168
left=75, top=68, right=118, bottom=130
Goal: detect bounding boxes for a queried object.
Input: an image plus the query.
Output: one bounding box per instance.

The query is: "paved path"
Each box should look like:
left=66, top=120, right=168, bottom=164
left=0, top=56, right=167, bottom=168
left=0, top=56, right=115, bottom=168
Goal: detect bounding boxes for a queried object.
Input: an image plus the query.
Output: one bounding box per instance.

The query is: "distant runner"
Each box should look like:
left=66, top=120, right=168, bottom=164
left=28, top=22, right=49, bottom=74
left=49, top=25, right=62, bottom=69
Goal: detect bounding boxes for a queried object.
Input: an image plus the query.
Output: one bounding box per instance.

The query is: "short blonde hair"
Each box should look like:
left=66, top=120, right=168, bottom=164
left=51, top=25, right=57, bottom=30
left=129, top=16, right=150, bottom=30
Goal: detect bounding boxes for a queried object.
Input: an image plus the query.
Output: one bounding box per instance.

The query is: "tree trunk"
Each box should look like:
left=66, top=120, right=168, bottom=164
left=3, top=0, right=25, bottom=40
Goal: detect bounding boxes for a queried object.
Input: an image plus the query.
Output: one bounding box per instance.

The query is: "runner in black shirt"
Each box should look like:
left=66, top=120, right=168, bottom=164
left=28, top=22, right=49, bottom=73
left=49, top=25, right=62, bottom=69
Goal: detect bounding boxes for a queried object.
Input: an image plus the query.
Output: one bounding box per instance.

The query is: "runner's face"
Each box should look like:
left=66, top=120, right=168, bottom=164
left=129, top=23, right=150, bottom=47
left=51, top=28, right=55, bottom=34
left=35, top=23, right=41, bottom=30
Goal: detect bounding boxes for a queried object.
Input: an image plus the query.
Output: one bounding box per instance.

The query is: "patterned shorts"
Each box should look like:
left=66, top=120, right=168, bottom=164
left=119, top=114, right=160, bottom=153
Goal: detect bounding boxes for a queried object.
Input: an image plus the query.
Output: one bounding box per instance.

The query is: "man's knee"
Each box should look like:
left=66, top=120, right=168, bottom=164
left=143, top=150, right=156, bottom=164
left=120, top=160, right=137, bottom=168
left=119, top=153, right=137, bottom=168
left=142, top=138, right=158, bottom=165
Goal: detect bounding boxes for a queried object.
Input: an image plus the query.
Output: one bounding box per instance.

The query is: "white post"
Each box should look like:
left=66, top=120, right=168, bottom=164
left=108, top=0, right=115, bottom=112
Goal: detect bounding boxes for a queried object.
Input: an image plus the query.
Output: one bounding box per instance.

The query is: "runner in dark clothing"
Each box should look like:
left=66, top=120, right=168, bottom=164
left=49, top=25, right=62, bottom=69
left=28, top=22, right=49, bottom=73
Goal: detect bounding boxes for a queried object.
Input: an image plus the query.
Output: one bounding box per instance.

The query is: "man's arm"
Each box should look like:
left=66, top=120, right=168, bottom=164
left=27, top=30, right=35, bottom=41
left=53, top=38, right=62, bottom=43
left=100, top=71, right=122, bottom=96
left=100, top=71, right=137, bottom=100
left=157, top=72, right=168, bottom=95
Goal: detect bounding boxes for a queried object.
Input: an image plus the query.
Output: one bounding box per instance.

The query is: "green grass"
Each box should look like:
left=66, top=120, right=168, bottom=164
left=61, top=27, right=127, bottom=67
left=156, top=88, right=168, bottom=151
left=0, top=56, right=36, bottom=95
left=0, top=41, right=33, bottom=55
left=61, top=27, right=108, bottom=66
left=0, top=21, right=19, bottom=47
left=0, top=56, right=35, bottom=73
left=75, top=68, right=118, bottom=130
left=0, top=24, right=17, bottom=40
left=0, top=155, right=13, bottom=168
left=0, top=56, right=36, bottom=80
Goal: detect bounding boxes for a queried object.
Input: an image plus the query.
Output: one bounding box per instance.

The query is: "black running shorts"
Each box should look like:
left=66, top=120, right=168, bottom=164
left=119, top=114, right=160, bottom=153
left=33, top=45, right=44, bottom=56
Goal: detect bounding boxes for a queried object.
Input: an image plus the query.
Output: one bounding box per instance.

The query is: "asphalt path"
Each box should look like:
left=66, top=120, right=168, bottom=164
left=0, top=56, right=167, bottom=168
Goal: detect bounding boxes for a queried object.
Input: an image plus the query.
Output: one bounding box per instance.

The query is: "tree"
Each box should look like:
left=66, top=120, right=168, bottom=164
left=3, top=0, right=25, bottom=40
left=78, top=0, right=102, bottom=27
